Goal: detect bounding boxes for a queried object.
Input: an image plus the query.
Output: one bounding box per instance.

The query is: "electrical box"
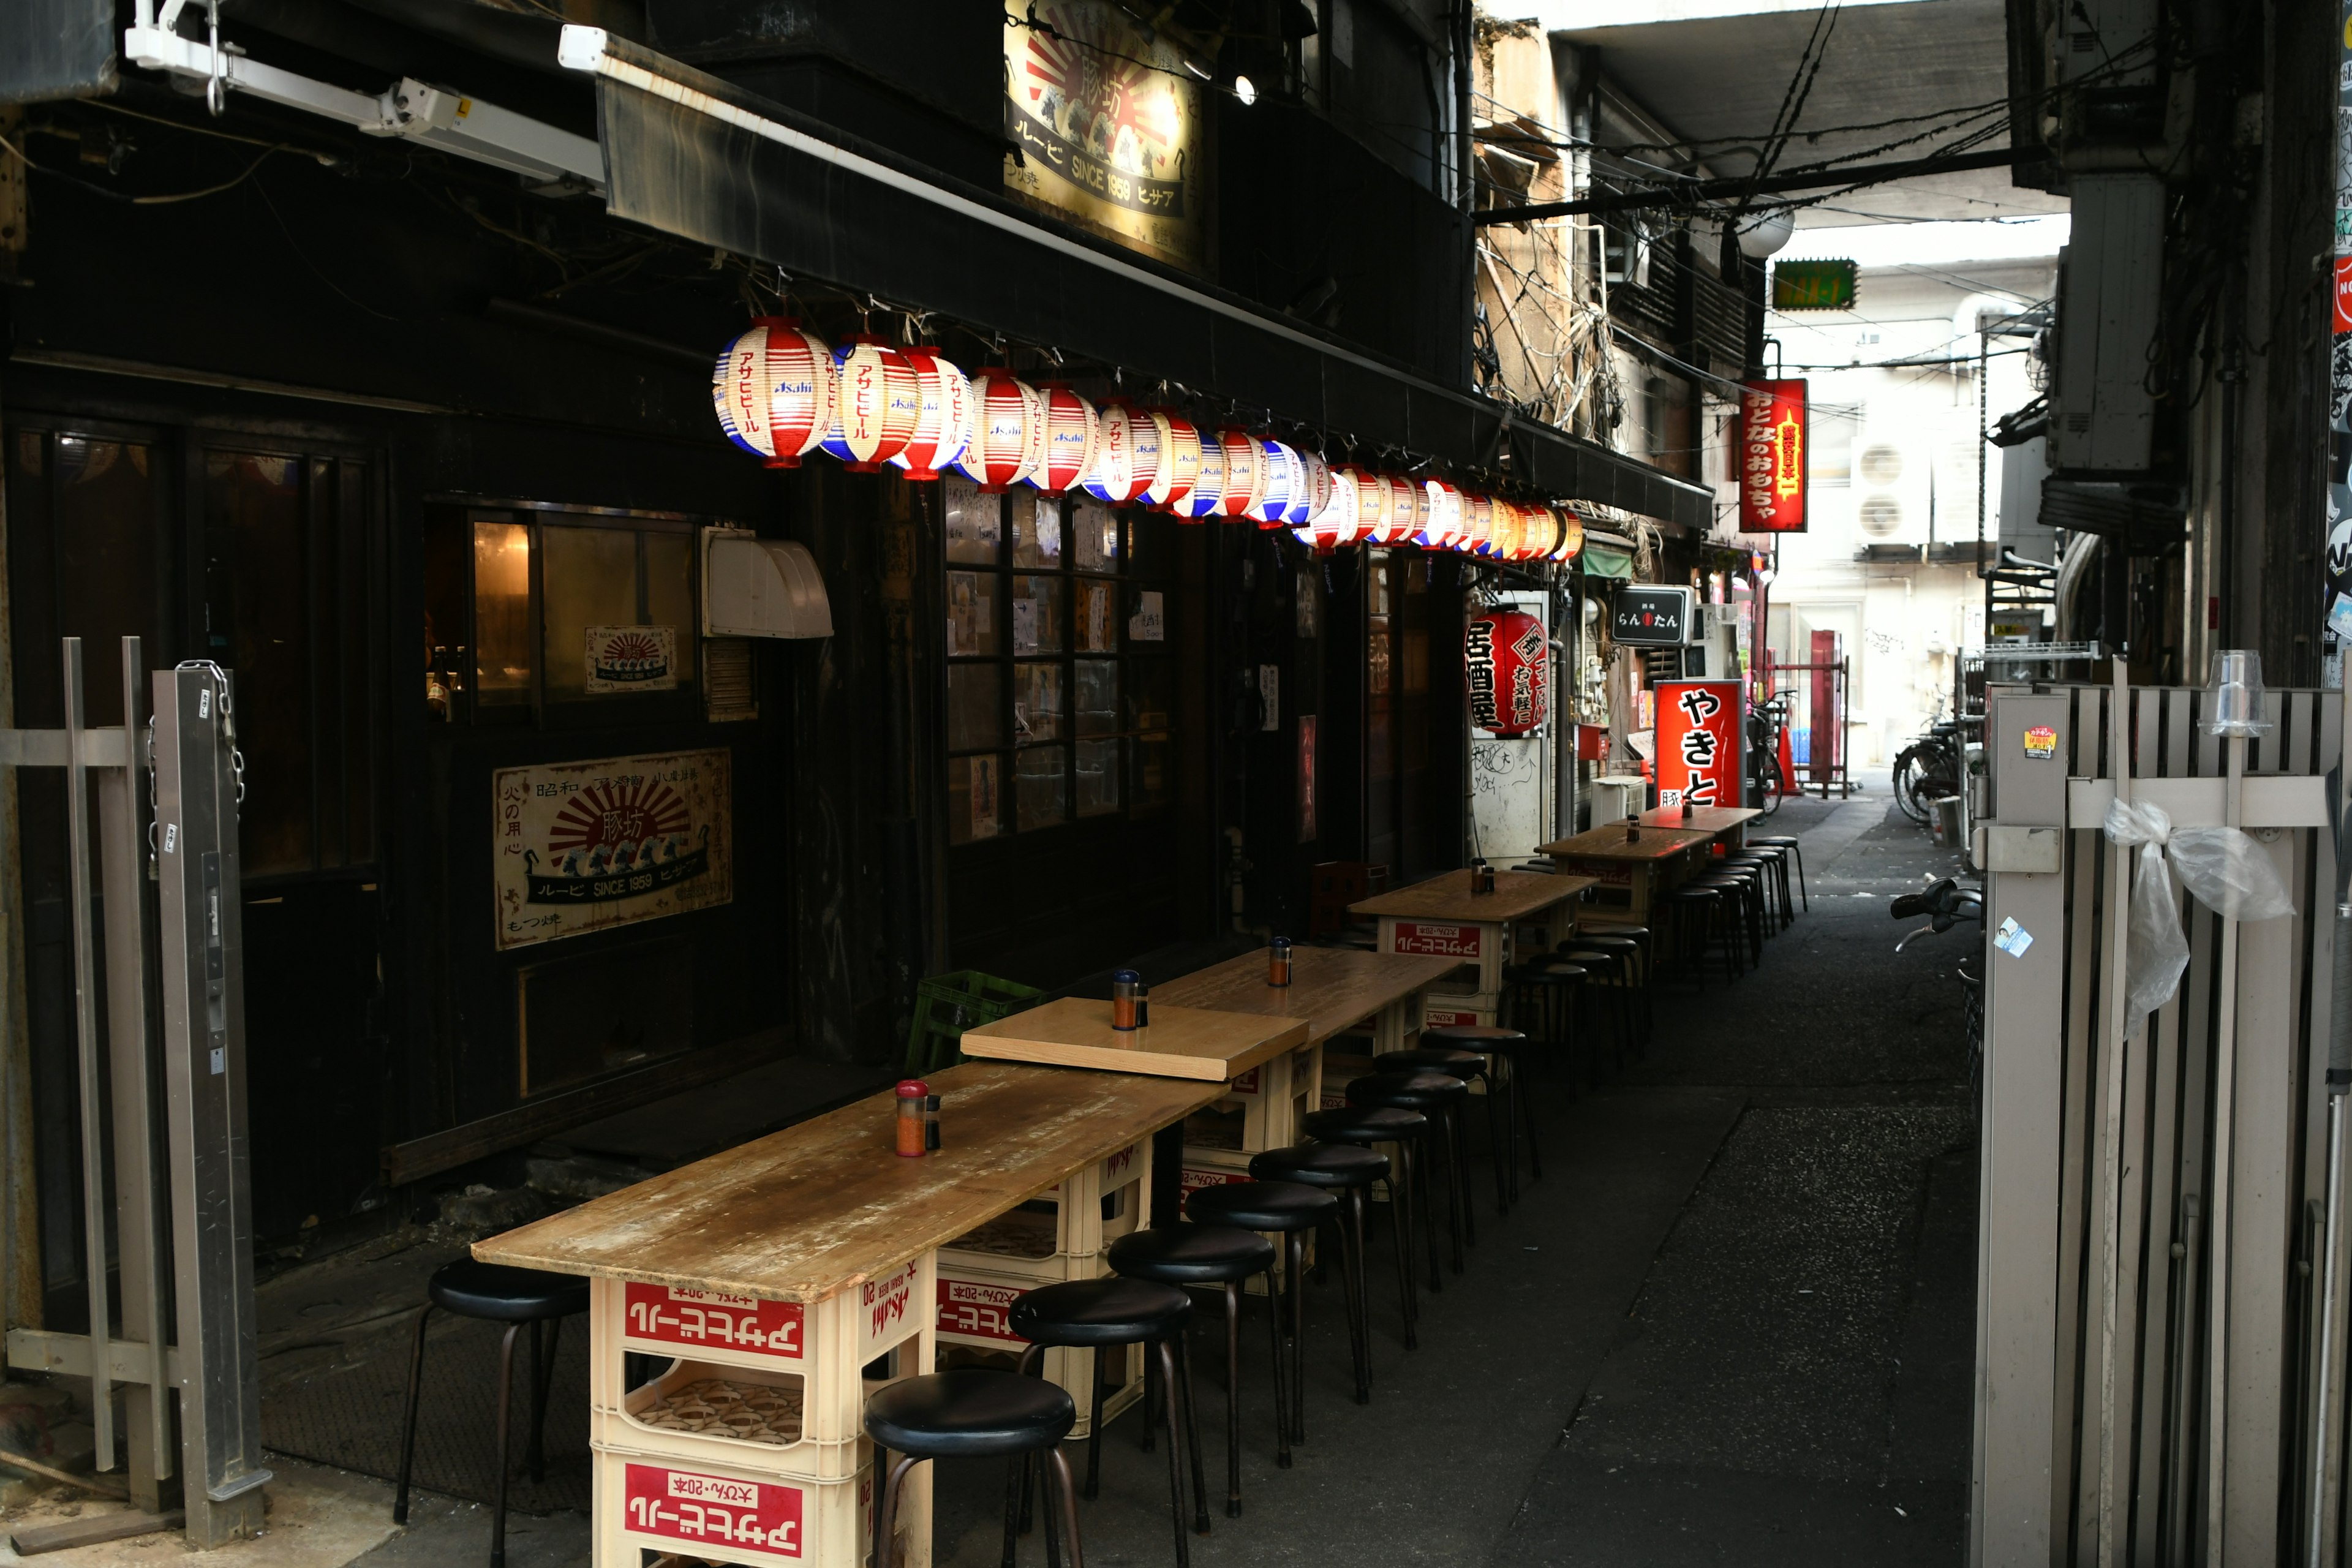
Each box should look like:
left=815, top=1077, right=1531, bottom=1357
left=701, top=527, right=832, bottom=639
left=2051, top=175, right=2163, bottom=472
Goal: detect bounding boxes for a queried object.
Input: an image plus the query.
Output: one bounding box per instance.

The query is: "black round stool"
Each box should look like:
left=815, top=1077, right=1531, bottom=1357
left=1004, top=1278, right=1204, bottom=1566
left=1664, top=883, right=1730, bottom=986
left=1348, top=1072, right=1470, bottom=1281
left=867, top=1369, right=1079, bottom=1568
left=1302, top=1106, right=1430, bottom=1337
left=394, top=1259, right=589, bottom=1568
left=1422, top=1024, right=1540, bottom=1205
left=1109, top=1223, right=1280, bottom=1518
left=1371, top=1046, right=1508, bottom=1217
left=1749, top=834, right=1806, bottom=911
left=1572, top=933, right=1651, bottom=1050
left=1250, top=1143, right=1390, bottom=1403
left=1185, top=1180, right=1337, bottom=1455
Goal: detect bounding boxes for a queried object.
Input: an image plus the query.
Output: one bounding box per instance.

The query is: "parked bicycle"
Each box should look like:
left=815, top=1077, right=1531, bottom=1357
left=1893, top=720, right=1965, bottom=824
left=1891, top=874, right=1985, bottom=1099
left=1745, top=696, right=1788, bottom=816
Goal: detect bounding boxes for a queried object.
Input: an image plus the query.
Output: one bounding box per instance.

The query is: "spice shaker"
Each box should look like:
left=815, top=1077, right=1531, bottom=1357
left=894, top=1079, right=929, bottom=1158
left=1624, top=813, right=1641, bottom=843
left=1268, top=936, right=1292, bottom=987
left=1112, top=969, right=1142, bottom=1031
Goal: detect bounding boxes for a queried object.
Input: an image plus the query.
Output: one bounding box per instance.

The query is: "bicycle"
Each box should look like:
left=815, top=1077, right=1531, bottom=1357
left=1891, top=875, right=1985, bottom=1100
left=1745, top=696, right=1788, bottom=816
left=1893, top=720, right=1964, bottom=825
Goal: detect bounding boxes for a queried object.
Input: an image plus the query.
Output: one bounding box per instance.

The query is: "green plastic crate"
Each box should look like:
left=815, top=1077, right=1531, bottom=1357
left=903, top=970, right=1044, bottom=1072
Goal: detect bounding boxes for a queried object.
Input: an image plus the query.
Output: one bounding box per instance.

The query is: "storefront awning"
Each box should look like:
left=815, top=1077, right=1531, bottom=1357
left=553, top=28, right=1713, bottom=531
left=1580, top=543, right=1638, bottom=580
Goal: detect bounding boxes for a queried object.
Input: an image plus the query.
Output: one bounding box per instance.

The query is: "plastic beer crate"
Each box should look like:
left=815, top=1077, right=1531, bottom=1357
left=595, top=1438, right=908, bottom=1568
left=1180, top=1042, right=1321, bottom=1158
left=935, top=1138, right=1150, bottom=1282
left=933, top=1256, right=1143, bottom=1439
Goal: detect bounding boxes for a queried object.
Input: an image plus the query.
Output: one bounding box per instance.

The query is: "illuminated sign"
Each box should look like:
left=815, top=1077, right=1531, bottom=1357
left=1654, top=679, right=1745, bottom=810
left=1739, top=379, right=1808, bottom=533
left=1771, top=258, right=1858, bottom=311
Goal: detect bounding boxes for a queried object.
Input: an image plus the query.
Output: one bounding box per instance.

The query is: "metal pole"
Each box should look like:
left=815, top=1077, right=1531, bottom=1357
left=60, top=638, right=115, bottom=1471
left=2304, top=671, right=2352, bottom=1566
left=2209, top=728, right=2250, bottom=1564
left=2094, top=663, right=2132, bottom=1565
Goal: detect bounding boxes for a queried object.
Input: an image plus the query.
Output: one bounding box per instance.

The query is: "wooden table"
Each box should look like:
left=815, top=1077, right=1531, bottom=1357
left=1348, top=869, right=1596, bottom=1017
left=476, top=1061, right=1221, bottom=1568
left=1638, top=804, right=1762, bottom=850
left=1537, top=824, right=1711, bottom=918
left=957, top=995, right=1308, bottom=1081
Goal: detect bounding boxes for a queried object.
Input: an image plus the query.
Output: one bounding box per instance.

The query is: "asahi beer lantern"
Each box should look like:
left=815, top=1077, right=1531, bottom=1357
left=713, top=318, right=837, bottom=470
left=820, top=335, right=920, bottom=471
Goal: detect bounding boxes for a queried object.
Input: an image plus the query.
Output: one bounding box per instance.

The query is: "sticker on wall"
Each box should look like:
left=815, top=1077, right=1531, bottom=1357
left=2023, top=725, right=2058, bottom=760
left=1992, top=916, right=2035, bottom=958
left=493, top=748, right=733, bottom=950
left=1129, top=589, right=1165, bottom=642
left=584, top=625, right=677, bottom=693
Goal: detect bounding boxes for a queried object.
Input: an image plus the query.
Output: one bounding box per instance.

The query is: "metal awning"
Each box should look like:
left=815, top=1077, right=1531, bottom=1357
left=554, top=28, right=1711, bottom=531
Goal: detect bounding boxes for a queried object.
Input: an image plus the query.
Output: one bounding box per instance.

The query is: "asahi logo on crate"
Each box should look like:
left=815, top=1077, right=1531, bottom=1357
left=1229, top=1066, right=1262, bottom=1095
left=861, top=1258, right=920, bottom=1352
left=623, top=1283, right=803, bottom=1359
left=937, top=1276, right=1026, bottom=1343
left=1391, top=920, right=1481, bottom=958
left=1181, top=1166, right=1250, bottom=1194
left=624, top=1462, right=803, bottom=1557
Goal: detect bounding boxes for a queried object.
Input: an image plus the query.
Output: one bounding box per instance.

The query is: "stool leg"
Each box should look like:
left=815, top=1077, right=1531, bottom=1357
left=1406, top=1139, right=1440, bottom=1295
left=1285, top=1229, right=1308, bottom=1444
left=1343, top=1189, right=1371, bottom=1403
left=491, top=1321, right=519, bottom=1568
left=1221, top=1282, right=1243, bottom=1517
left=392, top=1303, right=432, bottom=1525
left=1455, top=1102, right=1477, bottom=1248
left=1264, top=1262, right=1292, bottom=1469
left=532, top=1316, right=563, bottom=1486
left=1175, top=1333, right=1208, bottom=1534
left=1440, top=1109, right=1467, bottom=1275
left=875, top=1452, right=921, bottom=1568
left=1483, top=1069, right=1509, bottom=1216
left=1140, top=1335, right=1158, bottom=1454
left=1795, top=845, right=1808, bottom=911
left=1047, top=1446, right=1088, bottom=1568
left=1085, top=1341, right=1106, bottom=1499
left=1384, top=1174, right=1419, bottom=1351
left=1152, top=1340, right=1191, bottom=1568
left=1001, top=1444, right=1025, bottom=1568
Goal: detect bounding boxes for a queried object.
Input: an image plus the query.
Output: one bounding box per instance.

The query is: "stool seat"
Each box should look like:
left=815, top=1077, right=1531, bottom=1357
left=1303, top=1106, right=1429, bottom=1143
left=1348, top=1072, right=1468, bottom=1112
left=1188, top=1178, right=1336, bottom=1233
left=865, top=1368, right=1076, bottom=1460
left=1250, top=1143, right=1389, bottom=1188
left=1373, top=1046, right=1487, bottom=1076
left=1110, top=1223, right=1276, bottom=1284
left=1422, top=1025, right=1526, bottom=1048
left=426, top=1259, right=587, bottom=1322
left=1011, top=1278, right=1191, bottom=1347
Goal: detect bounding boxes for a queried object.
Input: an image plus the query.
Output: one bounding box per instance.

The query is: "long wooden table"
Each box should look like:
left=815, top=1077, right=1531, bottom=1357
left=956, top=995, right=1308, bottom=1081
left=476, top=1061, right=1223, bottom=1567
left=1639, top=803, right=1761, bottom=850
left=1347, top=869, right=1596, bottom=1019
left=1153, top=946, right=1461, bottom=1051
left=1537, top=824, right=1710, bottom=918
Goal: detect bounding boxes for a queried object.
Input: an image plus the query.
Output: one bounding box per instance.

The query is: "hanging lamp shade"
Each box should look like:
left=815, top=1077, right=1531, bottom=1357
left=1301, top=464, right=1360, bottom=552
left=818, top=335, right=921, bottom=471
left=1422, top=480, right=1464, bottom=550
left=713, top=317, right=837, bottom=469
left=1524, top=503, right=1564, bottom=561
left=1496, top=500, right=1530, bottom=560
left=1550, top=506, right=1585, bottom=562
left=1150, top=412, right=1199, bottom=510
left=889, top=346, right=972, bottom=481
left=1253, top=439, right=1301, bottom=528
left=953, top=369, right=1047, bottom=492
left=1213, top=428, right=1264, bottom=519
left=1396, top=477, right=1436, bottom=546
left=1287, top=450, right=1333, bottom=528
left=1463, top=493, right=1495, bottom=556
left=1173, top=427, right=1226, bottom=519
left=1084, top=398, right=1162, bottom=505
left=1035, top=383, right=1101, bottom=497
left=1466, top=608, right=1550, bottom=738
left=1350, top=469, right=1390, bottom=544
left=1368, top=473, right=1409, bottom=545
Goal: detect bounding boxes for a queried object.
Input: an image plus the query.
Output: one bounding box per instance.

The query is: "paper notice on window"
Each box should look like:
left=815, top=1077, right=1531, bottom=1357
left=1129, top=590, right=1166, bottom=642
left=1012, top=596, right=1037, bottom=653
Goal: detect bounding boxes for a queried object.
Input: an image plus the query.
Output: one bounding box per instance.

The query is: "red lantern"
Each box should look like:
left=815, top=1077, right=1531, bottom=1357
left=1085, top=398, right=1161, bottom=505
left=1173, top=429, right=1225, bottom=520
left=1300, top=465, right=1360, bottom=553
left=712, top=317, right=836, bottom=469
left=1151, top=412, right=1199, bottom=511
left=1466, top=609, right=1549, bottom=738
left=1213, top=428, right=1264, bottom=519
left=889, top=346, right=972, bottom=481
left=1036, top=383, right=1100, bottom=496
left=1463, top=493, right=1494, bottom=556
left=821, top=335, right=921, bottom=471
left=1550, top=507, right=1585, bottom=562
left=955, top=369, right=1046, bottom=492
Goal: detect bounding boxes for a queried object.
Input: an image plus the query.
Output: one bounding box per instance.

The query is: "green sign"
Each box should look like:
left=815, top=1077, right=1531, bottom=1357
left=1771, top=258, right=1858, bottom=311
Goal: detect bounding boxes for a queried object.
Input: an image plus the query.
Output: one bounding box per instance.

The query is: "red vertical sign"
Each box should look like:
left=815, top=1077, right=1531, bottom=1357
left=1655, top=679, right=1744, bottom=809
left=1739, top=379, right=1808, bottom=533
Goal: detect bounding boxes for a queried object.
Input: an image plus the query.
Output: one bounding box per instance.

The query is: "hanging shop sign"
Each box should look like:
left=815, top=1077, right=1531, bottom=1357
left=1466, top=609, right=1548, bottom=738
left=1002, top=0, right=1206, bottom=273
left=584, top=625, right=677, bottom=693
left=1770, top=258, right=1858, bottom=312
left=1654, top=679, right=1745, bottom=809
left=494, top=748, right=734, bottom=951
left=1738, top=379, right=1809, bottom=532
left=1611, top=584, right=1694, bottom=646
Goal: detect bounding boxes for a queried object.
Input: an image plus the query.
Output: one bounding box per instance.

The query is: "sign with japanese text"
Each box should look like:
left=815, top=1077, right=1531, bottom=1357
left=937, top=1275, right=1027, bottom=1344
left=1739, top=379, right=1809, bottom=532
left=858, top=1257, right=922, bottom=1359
left=584, top=624, right=677, bottom=693
left=492, top=749, right=732, bottom=951
left=622, top=1462, right=803, bottom=1559
left=1654, top=679, right=1744, bottom=810
left=1610, top=585, right=1694, bottom=647
left=1771, top=258, right=1858, bottom=311
left=621, top=1283, right=803, bottom=1362
left=1003, top=1, right=1205, bottom=272
left=1389, top=921, right=1482, bottom=959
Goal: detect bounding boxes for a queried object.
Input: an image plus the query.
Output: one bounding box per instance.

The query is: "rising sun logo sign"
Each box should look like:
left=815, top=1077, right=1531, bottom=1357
left=494, top=750, right=734, bottom=949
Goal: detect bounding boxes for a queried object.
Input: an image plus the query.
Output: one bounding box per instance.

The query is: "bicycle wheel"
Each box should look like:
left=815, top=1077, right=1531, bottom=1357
left=1893, top=746, right=1933, bottom=824
left=1758, top=754, right=1784, bottom=815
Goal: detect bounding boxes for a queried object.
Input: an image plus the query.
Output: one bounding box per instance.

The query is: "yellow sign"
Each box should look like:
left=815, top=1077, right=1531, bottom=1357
left=1003, top=1, right=1205, bottom=273
left=493, top=748, right=733, bottom=950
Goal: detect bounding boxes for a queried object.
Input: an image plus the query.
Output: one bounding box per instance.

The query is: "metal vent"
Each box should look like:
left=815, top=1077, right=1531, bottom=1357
left=703, top=638, right=758, bottom=722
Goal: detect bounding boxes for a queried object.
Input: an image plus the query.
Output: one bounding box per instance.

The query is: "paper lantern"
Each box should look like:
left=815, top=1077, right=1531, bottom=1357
left=954, top=369, right=1047, bottom=492
left=1150, top=412, right=1199, bottom=510
left=1550, top=506, right=1585, bottom=562
left=1253, top=439, right=1301, bottom=528
left=1364, top=473, right=1404, bottom=545
left=1396, top=476, right=1436, bottom=546
left=1287, top=450, right=1333, bottom=528
left=1084, top=398, right=1161, bottom=505
left=712, top=317, right=837, bottom=469
left=1035, top=383, right=1100, bottom=497
left=1172, top=426, right=1226, bottom=520
left=1212, top=428, right=1264, bottom=519
left=1496, top=500, right=1531, bottom=560
left=1511, top=502, right=1555, bottom=561
left=1299, top=464, right=1360, bottom=552
left=819, top=335, right=920, bottom=471
left=1466, top=608, right=1549, bottom=738
left=1422, top=480, right=1464, bottom=549
left=889, top=346, right=971, bottom=481
left=1464, top=494, right=1495, bottom=556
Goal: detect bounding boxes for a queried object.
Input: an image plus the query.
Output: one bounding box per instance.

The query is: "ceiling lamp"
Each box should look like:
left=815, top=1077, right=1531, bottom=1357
left=1734, top=207, right=1796, bottom=259
left=1035, top=383, right=1101, bottom=497
left=1150, top=412, right=1200, bottom=511
left=889, top=345, right=972, bottom=481
left=1253, top=438, right=1301, bottom=528
left=713, top=317, right=837, bottom=469
left=1173, top=428, right=1227, bottom=519
left=954, top=368, right=1047, bottom=493
left=820, top=335, right=921, bottom=471
left=1084, top=398, right=1162, bottom=505
left=1214, top=428, right=1264, bottom=520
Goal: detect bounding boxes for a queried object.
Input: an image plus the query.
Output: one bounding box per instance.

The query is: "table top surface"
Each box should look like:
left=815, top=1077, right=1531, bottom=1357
left=1538, top=825, right=1711, bottom=861
left=1348, top=867, right=1596, bottom=923
left=1638, top=805, right=1762, bottom=832
left=472, top=1061, right=1218, bottom=1303
left=958, top=997, right=1311, bottom=1081
left=1153, top=946, right=1461, bottom=1049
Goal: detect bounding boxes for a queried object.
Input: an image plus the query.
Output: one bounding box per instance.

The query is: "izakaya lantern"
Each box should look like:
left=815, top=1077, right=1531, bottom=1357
left=1550, top=506, right=1585, bottom=562
left=954, top=369, right=1047, bottom=492
left=1035, top=383, right=1100, bottom=496
left=1466, top=608, right=1549, bottom=738
left=1331, top=466, right=1376, bottom=543
left=889, top=346, right=972, bottom=481
left=1084, top=398, right=1162, bottom=505
left=1213, top=428, right=1264, bottom=519
left=1463, top=494, right=1495, bottom=556
left=1299, top=464, right=1360, bottom=552
left=1422, top=480, right=1464, bottom=550
left=1253, top=439, right=1301, bottom=527
left=1369, top=473, right=1411, bottom=545
left=1150, top=412, right=1199, bottom=510
left=1172, top=426, right=1226, bottom=519
left=712, top=318, right=837, bottom=469
left=820, top=335, right=921, bottom=471
left=1488, top=499, right=1522, bottom=560
left=1288, top=450, right=1333, bottom=528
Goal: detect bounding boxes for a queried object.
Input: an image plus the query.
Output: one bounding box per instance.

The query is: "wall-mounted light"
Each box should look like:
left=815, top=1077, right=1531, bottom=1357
left=1232, top=75, right=1257, bottom=106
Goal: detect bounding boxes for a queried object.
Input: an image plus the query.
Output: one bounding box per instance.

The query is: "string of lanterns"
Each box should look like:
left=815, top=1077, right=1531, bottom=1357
left=714, top=318, right=1586, bottom=565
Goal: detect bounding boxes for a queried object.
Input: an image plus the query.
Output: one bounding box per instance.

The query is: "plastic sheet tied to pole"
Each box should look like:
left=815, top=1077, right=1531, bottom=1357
left=2101, top=797, right=2294, bottom=1038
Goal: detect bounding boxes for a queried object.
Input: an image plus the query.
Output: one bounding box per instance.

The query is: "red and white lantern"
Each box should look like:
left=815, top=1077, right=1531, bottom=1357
left=1150, top=412, right=1199, bottom=511
left=1035, top=383, right=1100, bottom=497
left=889, top=346, right=972, bottom=481
left=1214, top=428, right=1264, bottom=520
left=1421, top=480, right=1464, bottom=549
left=1084, top=398, right=1161, bottom=505
left=1463, top=494, right=1495, bottom=556
left=954, top=369, right=1047, bottom=492
left=1298, top=464, right=1360, bottom=552
left=712, top=317, right=836, bottom=469
left=820, top=335, right=920, bottom=471
left=1287, top=450, right=1333, bottom=528
left=1550, top=507, right=1585, bottom=562
left=1173, top=427, right=1226, bottom=520
left=1466, top=608, right=1549, bottom=738
left=1253, top=438, right=1302, bottom=528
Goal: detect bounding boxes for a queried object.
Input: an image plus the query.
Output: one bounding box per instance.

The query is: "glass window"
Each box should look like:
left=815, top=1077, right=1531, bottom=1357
left=1016, top=744, right=1068, bottom=831
left=473, top=521, right=533, bottom=709
left=1014, top=661, right=1064, bottom=744
left=948, top=753, right=1005, bottom=843
left=1076, top=737, right=1120, bottom=817
left=541, top=526, right=638, bottom=705
left=1070, top=497, right=1118, bottom=572
left=948, top=571, right=998, bottom=656
left=205, top=453, right=311, bottom=878
left=944, top=477, right=1000, bottom=564
left=948, top=664, right=1003, bottom=752
left=1132, top=734, right=1171, bottom=812
left=1013, top=575, right=1064, bottom=654
left=1009, top=492, right=1061, bottom=567
left=1076, top=660, right=1118, bottom=737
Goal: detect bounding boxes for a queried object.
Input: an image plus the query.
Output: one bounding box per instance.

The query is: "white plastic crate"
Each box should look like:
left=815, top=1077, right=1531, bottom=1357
left=593, top=1438, right=912, bottom=1567
left=935, top=1138, right=1150, bottom=1281
left=1180, top=1042, right=1321, bottom=1156
left=933, top=1257, right=1143, bottom=1440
